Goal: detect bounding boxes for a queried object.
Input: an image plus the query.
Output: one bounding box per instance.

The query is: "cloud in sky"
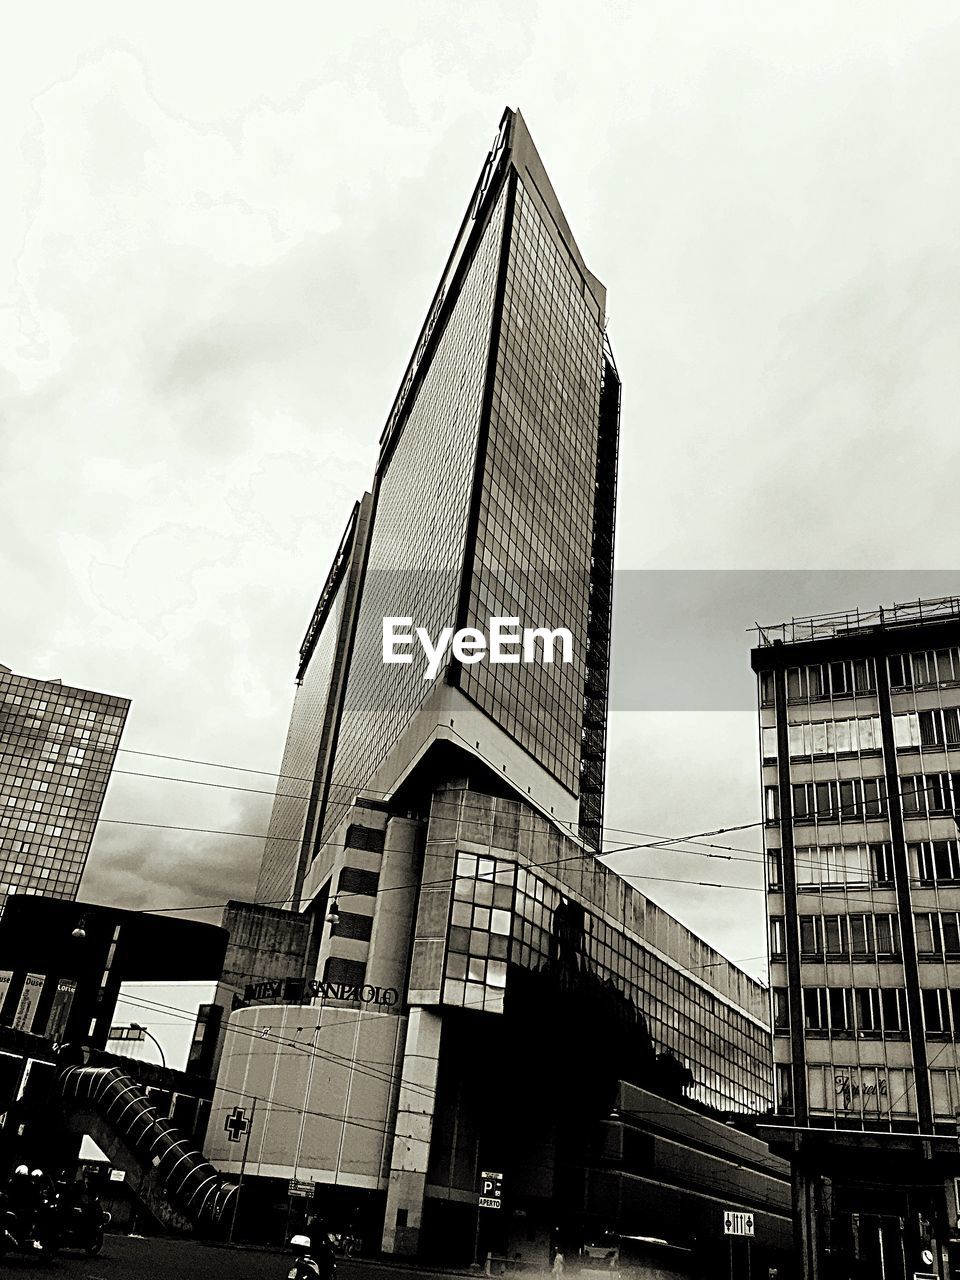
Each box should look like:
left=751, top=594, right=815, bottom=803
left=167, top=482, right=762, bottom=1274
left=3, top=1, right=960, bottom=971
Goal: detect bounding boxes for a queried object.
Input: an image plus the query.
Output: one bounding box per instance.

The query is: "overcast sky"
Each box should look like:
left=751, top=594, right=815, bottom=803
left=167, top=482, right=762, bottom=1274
left=3, top=2, right=959, bottom=983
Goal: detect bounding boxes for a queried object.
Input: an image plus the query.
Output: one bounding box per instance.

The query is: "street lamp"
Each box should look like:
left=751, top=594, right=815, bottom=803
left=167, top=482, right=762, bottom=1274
left=129, top=1024, right=167, bottom=1071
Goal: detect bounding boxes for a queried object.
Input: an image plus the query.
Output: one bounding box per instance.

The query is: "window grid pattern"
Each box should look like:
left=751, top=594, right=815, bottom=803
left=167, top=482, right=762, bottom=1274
left=911, top=839, right=960, bottom=885
left=794, top=842, right=894, bottom=888
left=0, top=672, right=129, bottom=902
left=889, top=647, right=960, bottom=691
left=808, top=1065, right=915, bottom=1121
left=759, top=641, right=960, bottom=1128
left=321, top=185, right=509, bottom=839
left=443, top=851, right=513, bottom=1013
left=460, top=182, right=603, bottom=793
left=434, top=787, right=771, bottom=1115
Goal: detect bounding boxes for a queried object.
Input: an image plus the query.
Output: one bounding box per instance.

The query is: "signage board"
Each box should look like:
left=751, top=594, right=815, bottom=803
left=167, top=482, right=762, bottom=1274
left=723, top=1210, right=754, bottom=1237
left=243, top=977, right=399, bottom=1007
left=13, top=974, right=45, bottom=1034
left=109, top=1169, right=126, bottom=1183
left=288, top=1179, right=314, bottom=1198
left=224, top=1106, right=251, bottom=1144
left=0, top=971, right=13, bottom=1017
left=46, top=978, right=77, bottom=1043
left=479, top=1170, right=503, bottom=1210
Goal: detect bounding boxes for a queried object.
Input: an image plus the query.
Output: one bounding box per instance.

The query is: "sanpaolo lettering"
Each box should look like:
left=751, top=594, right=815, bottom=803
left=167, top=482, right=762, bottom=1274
left=244, top=978, right=400, bottom=1008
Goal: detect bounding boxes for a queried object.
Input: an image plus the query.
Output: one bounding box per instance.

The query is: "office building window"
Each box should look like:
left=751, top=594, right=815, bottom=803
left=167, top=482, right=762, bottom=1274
left=855, top=988, right=882, bottom=1034
left=823, top=915, right=848, bottom=955
left=806, top=986, right=903, bottom=1037
left=874, top=914, right=900, bottom=955
left=922, top=988, right=951, bottom=1036
left=772, top=988, right=789, bottom=1032
left=764, top=787, right=780, bottom=823
left=775, top=1064, right=793, bottom=1112
left=799, top=916, right=821, bottom=956
left=766, top=847, right=783, bottom=889
left=803, top=986, right=828, bottom=1031
left=829, top=987, right=853, bottom=1032
left=337, top=867, right=380, bottom=897
left=323, top=956, right=366, bottom=986
left=915, top=911, right=960, bottom=956
left=890, top=646, right=960, bottom=691
left=798, top=913, right=899, bottom=959
left=912, top=840, right=960, bottom=885
left=759, top=672, right=775, bottom=705
left=795, top=842, right=892, bottom=888
left=880, top=988, right=905, bottom=1033
left=791, top=777, right=887, bottom=824
left=330, top=911, right=374, bottom=942
left=785, top=717, right=882, bottom=760
left=785, top=659, right=874, bottom=702
left=899, top=771, right=960, bottom=817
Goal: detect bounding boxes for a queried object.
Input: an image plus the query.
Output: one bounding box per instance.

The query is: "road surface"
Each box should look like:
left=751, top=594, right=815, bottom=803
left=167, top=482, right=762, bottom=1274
left=0, top=1234, right=470, bottom=1280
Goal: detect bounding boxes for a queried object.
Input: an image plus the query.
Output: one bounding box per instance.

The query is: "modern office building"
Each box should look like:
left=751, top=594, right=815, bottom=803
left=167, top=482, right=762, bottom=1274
left=209, top=109, right=791, bottom=1271
left=0, top=665, right=130, bottom=903
left=255, top=104, right=618, bottom=920
left=212, top=782, right=787, bottom=1265
left=753, top=596, right=960, bottom=1280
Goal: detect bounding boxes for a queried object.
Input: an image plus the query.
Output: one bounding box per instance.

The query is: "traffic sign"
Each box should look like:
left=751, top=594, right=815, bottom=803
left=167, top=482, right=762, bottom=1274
left=479, top=1170, right=503, bottom=1210
left=723, top=1209, right=754, bottom=1237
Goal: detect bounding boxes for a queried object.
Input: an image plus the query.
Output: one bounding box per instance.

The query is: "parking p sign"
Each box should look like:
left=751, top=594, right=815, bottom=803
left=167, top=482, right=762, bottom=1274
left=479, top=1170, right=503, bottom=1210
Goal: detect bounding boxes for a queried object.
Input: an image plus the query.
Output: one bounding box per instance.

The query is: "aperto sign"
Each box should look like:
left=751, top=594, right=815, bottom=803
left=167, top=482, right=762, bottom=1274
left=244, top=977, right=400, bottom=1007
left=478, top=1170, right=503, bottom=1210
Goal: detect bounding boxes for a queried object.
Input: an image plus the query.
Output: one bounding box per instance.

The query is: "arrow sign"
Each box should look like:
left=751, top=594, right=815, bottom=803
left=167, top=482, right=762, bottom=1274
left=723, top=1209, right=754, bottom=1237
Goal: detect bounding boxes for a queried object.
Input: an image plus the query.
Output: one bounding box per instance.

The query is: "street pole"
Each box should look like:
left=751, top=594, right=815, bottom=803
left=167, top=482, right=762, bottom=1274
left=473, top=1137, right=482, bottom=1269
left=228, top=1095, right=256, bottom=1245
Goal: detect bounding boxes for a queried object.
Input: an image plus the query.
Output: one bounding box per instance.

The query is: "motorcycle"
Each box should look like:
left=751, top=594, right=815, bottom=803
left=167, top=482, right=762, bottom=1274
left=54, top=1191, right=111, bottom=1256
left=0, top=1187, right=59, bottom=1258
left=288, top=1233, right=336, bottom=1280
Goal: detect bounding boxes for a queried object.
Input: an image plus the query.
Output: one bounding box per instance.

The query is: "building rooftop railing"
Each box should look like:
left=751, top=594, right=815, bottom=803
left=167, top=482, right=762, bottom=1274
left=754, top=595, right=960, bottom=647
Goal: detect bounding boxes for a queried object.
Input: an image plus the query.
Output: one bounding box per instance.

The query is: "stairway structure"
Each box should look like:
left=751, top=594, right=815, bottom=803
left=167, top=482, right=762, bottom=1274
left=59, top=1064, right=235, bottom=1234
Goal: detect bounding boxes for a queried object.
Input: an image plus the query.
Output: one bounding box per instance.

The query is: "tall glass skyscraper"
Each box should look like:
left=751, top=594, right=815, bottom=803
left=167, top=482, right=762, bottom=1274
left=256, top=108, right=619, bottom=911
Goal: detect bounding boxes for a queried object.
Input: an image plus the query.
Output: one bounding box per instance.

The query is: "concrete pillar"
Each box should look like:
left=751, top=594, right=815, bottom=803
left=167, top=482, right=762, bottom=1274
left=381, top=1007, right=442, bottom=1256
left=792, top=1162, right=821, bottom=1280
left=365, top=816, right=420, bottom=993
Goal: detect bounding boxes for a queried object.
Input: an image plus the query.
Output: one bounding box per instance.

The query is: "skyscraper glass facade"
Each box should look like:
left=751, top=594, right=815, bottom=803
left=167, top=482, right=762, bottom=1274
left=317, top=113, right=616, bottom=850
left=320, top=181, right=511, bottom=839
left=255, top=580, right=346, bottom=909
left=0, top=667, right=129, bottom=902
left=461, top=183, right=604, bottom=794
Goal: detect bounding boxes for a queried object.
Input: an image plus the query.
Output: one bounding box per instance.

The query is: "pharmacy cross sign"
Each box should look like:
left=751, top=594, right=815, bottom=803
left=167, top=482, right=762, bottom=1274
left=224, top=1106, right=251, bottom=1143
left=723, top=1209, right=754, bottom=1237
